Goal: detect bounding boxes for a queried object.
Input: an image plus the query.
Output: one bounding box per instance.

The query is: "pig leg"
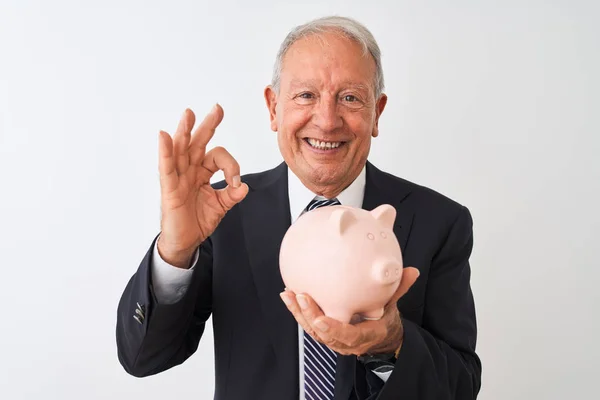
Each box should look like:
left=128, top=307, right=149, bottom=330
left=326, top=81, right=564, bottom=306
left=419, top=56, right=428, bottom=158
left=361, top=308, right=385, bottom=321
left=324, top=309, right=354, bottom=324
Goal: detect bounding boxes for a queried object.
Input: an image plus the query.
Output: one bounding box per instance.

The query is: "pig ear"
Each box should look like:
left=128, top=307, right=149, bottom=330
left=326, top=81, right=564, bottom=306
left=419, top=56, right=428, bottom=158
left=330, top=208, right=356, bottom=235
left=370, top=204, right=396, bottom=229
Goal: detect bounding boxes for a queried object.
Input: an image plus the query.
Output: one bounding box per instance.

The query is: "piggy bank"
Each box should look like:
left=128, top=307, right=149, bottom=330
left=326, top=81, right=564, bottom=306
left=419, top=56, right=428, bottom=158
left=279, top=204, right=403, bottom=323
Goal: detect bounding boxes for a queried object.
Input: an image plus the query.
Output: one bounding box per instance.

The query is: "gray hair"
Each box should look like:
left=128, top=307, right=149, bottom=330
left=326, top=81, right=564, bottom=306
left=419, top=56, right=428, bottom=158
left=271, top=16, right=385, bottom=99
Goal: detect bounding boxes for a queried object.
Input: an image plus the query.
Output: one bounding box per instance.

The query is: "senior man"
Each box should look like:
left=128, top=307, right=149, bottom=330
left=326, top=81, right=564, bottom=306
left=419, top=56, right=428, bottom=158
left=116, top=16, right=482, bottom=400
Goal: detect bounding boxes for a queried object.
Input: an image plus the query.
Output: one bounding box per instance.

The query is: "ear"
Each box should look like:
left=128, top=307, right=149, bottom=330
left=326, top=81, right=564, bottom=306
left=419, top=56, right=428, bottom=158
left=330, top=207, right=356, bottom=235
left=370, top=204, right=396, bottom=229
left=264, top=85, right=278, bottom=132
left=372, top=93, right=387, bottom=138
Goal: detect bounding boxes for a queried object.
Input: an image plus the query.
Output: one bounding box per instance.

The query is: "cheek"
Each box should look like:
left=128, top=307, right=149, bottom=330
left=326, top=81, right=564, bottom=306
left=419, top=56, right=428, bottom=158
left=280, top=105, right=311, bottom=137
left=347, top=114, right=375, bottom=141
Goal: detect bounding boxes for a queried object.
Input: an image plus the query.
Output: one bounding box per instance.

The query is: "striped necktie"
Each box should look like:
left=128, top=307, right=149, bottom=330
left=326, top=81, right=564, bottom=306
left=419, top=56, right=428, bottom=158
left=302, top=197, right=341, bottom=400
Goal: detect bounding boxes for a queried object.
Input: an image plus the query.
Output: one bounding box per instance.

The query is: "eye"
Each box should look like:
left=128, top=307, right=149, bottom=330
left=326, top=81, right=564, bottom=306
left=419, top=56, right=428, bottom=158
left=298, top=92, right=314, bottom=99
left=343, top=95, right=358, bottom=102
left=380, top=232, right=387, bottom=239
left=367, top=233, right=375, bottom=240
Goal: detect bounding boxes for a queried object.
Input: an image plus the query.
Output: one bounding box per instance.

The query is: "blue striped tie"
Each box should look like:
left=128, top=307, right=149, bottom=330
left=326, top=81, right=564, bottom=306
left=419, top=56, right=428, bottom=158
left=303, top=197, right=341, bottom=400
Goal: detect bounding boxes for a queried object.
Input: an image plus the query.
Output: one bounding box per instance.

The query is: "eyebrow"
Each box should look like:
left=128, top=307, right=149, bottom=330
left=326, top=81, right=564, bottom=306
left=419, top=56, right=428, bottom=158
left=288, top=79, right=372, bottom=93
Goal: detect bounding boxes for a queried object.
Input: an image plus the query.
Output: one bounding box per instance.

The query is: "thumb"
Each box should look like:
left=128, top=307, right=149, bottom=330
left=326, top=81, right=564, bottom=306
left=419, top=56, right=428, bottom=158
left=388, top=267, right=420, bottom=305
left=229, top=182, right=249, bottom=203
left=217, top=182, right=249, bottom=210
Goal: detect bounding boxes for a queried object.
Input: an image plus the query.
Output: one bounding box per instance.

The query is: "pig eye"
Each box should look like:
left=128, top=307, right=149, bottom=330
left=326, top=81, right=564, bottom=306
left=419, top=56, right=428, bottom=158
left=380, top=232, right=387, bottom=239
left=367, top=233, right=375, bottom=240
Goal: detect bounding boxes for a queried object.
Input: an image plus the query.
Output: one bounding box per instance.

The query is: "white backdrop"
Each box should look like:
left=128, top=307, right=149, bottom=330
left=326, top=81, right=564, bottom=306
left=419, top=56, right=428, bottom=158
left=1, top=0, right=598, bottom=399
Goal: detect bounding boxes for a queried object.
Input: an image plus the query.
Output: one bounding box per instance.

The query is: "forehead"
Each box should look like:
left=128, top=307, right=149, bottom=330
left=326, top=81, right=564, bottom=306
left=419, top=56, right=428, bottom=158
left=280, top=31, right=376, bottom=91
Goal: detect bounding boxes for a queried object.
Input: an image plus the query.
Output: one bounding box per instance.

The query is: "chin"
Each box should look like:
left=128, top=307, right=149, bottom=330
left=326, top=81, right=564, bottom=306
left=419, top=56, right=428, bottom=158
left=306, top=164, right=346, bottom=185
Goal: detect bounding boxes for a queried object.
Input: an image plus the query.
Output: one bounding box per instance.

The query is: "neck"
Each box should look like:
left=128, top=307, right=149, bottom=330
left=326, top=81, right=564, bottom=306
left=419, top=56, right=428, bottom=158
left=298, top=173, right=357, bottom=199
left=287, top=162, right=366, bottom=199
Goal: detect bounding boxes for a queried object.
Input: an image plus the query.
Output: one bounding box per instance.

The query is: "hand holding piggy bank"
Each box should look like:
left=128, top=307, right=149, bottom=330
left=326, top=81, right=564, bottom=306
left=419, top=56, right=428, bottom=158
left=279, top=204, right=403, bottom=324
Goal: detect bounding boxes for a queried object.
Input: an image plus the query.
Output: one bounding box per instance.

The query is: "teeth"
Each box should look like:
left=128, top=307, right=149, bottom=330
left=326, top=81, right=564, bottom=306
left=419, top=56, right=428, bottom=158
left=307, top=138, right=342, bottom=150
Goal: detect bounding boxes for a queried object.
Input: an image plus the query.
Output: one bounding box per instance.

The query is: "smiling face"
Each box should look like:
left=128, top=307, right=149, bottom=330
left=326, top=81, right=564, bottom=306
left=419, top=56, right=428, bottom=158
left=265, top=31, right=387, bottom=198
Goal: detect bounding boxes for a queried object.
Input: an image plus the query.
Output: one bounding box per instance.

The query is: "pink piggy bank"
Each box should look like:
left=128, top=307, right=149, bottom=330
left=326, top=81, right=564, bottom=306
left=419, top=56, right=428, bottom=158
left=279, top=204, right=403, bottom=324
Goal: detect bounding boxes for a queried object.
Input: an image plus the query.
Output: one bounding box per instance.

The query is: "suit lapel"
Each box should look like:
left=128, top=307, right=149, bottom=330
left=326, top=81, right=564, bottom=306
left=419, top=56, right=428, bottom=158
left=239, top=162, right=299, bottom=392
left=362, top=161, right=414, bottom=253
left=335, top=161, right=415, bottom=400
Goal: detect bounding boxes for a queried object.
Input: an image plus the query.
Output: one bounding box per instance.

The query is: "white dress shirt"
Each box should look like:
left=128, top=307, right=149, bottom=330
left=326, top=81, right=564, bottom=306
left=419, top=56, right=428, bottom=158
left=150, top=164, right=390, bottom=398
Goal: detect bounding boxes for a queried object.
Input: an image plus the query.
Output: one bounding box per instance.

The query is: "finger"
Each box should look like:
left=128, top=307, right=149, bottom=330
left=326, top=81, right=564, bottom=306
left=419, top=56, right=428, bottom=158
left=388, top=267, right=420, bottom=306
left=173, top=109, right=194, bottom=175
left=294, top=293, right=365, bottom=349
left=189, top=104, right=224, bottom=165
left=296, top=293, right=325, bottom=325
left=200, top=146, right=241, bottom=187
left=158, top=130, right=178, bottom=194
left=312, top=315, right=371, bottom=350
left=296, top=294, right=345, bottom=348
left=280, top=291, right=317, bottom=337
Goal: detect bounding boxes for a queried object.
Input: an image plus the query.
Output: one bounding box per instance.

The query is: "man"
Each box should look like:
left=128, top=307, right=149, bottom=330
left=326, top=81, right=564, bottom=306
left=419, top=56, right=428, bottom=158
left=116, top=16, right=482, bottom=400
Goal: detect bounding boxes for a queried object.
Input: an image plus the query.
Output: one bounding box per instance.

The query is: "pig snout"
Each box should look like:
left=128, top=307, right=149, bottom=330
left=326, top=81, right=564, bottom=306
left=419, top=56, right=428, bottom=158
left=372, top=259, right=402, bottom=285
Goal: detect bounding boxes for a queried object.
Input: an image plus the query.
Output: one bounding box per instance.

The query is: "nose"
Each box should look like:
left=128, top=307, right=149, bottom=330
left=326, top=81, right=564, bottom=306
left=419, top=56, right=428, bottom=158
left=313, top=97, right=343, bottom=132
left=372, top=259, right=402, bottom=285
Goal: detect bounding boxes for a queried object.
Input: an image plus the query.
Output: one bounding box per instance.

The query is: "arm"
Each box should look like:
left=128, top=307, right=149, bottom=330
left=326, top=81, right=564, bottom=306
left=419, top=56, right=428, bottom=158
left=378, top=206, right=482, bottom=399
left=150, top=234, right=198, bottom=305
left=115, top=105, right=247, bottom=377
left=115, top=234, right=213, bottom=377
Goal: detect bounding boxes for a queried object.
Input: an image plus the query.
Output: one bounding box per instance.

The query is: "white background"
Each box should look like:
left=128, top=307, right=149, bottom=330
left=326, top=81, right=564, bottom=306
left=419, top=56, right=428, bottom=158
left=1, top=0, right=598, bottom=399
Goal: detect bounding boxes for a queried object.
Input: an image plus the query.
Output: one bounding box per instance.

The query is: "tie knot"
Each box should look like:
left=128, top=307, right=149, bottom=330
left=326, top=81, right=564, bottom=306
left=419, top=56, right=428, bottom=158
left=306, top=198, right=341, bottom=212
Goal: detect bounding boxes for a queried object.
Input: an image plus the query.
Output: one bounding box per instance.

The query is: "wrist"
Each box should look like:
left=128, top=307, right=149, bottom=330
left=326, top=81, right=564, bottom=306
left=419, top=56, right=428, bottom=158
left=356, top=350, right=397, bottom=377
left=357, top=328, right=404, bottom=365
left=157, top=236, right=196, bottom=269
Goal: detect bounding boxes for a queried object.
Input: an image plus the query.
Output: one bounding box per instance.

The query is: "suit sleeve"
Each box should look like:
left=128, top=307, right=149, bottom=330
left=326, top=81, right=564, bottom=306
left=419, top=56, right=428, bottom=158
left=378, top=206, right=482, bottom=400
left=150, top=235, right=198, bottom=304
left=115, top=234, right=214, bottom=377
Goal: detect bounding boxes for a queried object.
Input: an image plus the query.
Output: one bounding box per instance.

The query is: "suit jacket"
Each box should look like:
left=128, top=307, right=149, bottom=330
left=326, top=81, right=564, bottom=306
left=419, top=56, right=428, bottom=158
left=116, top=161, right=482, bottom=399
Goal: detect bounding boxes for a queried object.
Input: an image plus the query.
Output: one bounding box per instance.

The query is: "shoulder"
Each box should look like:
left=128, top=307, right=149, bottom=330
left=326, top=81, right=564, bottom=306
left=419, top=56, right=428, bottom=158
left=367, top=162, right=472, bottom=227
left=369, top=162, right=465, bottom=208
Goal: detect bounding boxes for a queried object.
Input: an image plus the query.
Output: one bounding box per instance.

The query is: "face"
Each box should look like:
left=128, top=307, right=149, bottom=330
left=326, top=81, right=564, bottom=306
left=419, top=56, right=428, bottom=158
left=265, top=31, right=387, bottom=198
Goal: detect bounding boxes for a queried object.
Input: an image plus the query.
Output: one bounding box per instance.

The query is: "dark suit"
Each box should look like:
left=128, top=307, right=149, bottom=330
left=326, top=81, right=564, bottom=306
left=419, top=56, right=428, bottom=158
left=116, top=161, right=482, bottom=399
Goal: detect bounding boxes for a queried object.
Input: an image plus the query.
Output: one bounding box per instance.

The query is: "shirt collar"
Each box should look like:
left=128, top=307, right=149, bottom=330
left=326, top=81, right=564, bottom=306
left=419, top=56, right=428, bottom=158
left=287, top=164, right=366, bottom=222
